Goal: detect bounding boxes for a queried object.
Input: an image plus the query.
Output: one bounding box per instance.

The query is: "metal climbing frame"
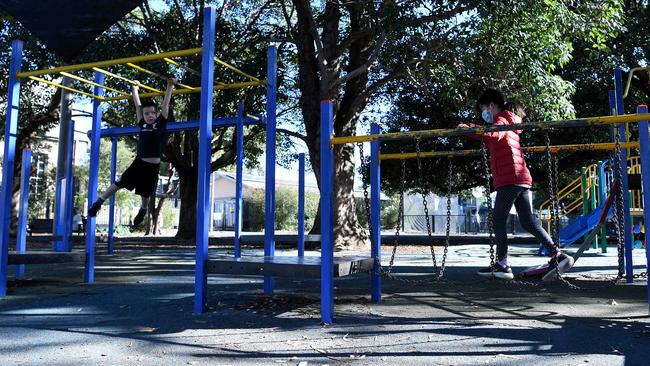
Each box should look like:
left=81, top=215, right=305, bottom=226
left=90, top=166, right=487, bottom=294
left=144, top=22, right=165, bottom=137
left=0, top=7, right=278, bottom=316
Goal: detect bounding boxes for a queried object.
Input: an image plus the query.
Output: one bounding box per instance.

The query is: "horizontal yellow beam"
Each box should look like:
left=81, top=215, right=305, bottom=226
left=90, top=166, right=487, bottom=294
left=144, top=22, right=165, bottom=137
left=162, top=57, right=200, bottom=76
left=124, top=63, right=198, bottom=90
left=623, top=66, right=650, bottom=99
left=91, top=67, right=163, bottom=94
left=333, top=114, right=650, bottom=146
left=214, top=57, right=263, bottom=83
left=16, top=48, right=203, bottom=78
left=378, top=142, right=641, bottom=160
left=59, top=71, right=130, bottom=96
left=27, top=76, right=104, bottom=100
left=101, top=80, right=265, bottom=102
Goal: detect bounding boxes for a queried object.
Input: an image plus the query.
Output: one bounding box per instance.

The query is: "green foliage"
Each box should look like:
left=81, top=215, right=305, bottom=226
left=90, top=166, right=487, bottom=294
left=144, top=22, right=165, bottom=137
left=244, top=188, right=320, bottom=232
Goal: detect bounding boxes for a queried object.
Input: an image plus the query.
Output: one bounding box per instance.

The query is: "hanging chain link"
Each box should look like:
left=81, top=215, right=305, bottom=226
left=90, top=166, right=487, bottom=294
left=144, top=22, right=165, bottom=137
left=415, top=138, right=439, bottom=274
left=479, top=137, right=496, bottom=270
left=437, top=156, right=453, bottom=279
left=612, top=127, right=627, bottom=283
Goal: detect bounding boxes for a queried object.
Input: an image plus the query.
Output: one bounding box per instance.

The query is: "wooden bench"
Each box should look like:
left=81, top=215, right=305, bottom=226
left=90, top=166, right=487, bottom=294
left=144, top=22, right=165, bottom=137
left=207, top=255, right=374, bottom=278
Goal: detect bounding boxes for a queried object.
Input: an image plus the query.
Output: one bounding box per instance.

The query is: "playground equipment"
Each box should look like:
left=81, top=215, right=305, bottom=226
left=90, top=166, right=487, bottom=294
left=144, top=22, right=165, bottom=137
left=323, top=99, right=650, bottom=318
left=0, top=7, right=372, bottom=324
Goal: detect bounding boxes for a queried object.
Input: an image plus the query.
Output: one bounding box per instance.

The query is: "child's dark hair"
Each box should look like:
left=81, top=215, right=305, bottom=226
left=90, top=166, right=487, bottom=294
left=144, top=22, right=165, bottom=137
left=504, top=101, right=526, bottom=119
left=141, top=100, right=158, bottom=110
left=476, top=88, right=506, bottom=110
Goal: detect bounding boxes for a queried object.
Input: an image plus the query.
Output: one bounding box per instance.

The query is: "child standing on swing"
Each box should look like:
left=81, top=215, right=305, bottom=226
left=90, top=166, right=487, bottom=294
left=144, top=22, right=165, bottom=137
left=87, top=77, right=176, bottom=227
left=457, top=88, right=574, bottom=281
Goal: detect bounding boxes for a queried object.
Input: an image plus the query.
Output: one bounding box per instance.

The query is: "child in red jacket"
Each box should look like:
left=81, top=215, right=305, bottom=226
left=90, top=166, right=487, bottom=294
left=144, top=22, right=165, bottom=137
left=458, top=89, right=573, bottom=281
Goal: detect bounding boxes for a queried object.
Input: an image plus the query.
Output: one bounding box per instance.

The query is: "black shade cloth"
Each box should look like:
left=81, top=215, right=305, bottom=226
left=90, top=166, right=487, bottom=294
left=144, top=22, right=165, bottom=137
left=0, top=0, right=144, bottom=62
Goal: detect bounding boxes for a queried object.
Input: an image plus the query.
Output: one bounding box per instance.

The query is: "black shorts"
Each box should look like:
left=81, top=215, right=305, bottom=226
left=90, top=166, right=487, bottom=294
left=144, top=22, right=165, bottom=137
left=115, top=158, right=160, bottom=197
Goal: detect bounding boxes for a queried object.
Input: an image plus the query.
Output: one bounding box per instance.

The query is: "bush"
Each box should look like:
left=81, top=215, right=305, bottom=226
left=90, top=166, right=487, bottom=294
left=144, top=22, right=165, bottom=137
left=244, top=188, right=320, bottom=232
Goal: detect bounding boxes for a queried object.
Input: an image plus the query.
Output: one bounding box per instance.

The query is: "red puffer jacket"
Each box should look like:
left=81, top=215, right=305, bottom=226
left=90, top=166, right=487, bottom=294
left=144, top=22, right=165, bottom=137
left=468, top=110, right=533, bottom=190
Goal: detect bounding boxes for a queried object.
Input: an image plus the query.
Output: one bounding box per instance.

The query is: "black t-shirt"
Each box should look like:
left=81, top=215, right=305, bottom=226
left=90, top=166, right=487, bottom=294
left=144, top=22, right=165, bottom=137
left=137, top=115, right=168, bottom=158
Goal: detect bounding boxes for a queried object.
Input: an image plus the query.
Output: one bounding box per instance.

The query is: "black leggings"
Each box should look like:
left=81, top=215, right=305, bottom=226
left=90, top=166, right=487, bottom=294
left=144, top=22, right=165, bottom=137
left=493, top=185, right=556, bottom=261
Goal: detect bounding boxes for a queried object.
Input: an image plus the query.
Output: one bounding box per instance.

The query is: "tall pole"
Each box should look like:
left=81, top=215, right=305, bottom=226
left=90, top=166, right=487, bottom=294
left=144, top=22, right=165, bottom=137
left=635, top=104, right=650, bottom=314
left=84, top=72, right=105, bottom=283
left=194, top=5, right=216, bottom=314
left=264, top=45, right=278, bottom=294
left=298, top=153, right=305, bottom=257
left=0, top=40, right=24, bottom=296
left=320, top=100, right=334, bottom=324
left=16, top=149, right=32, bottom=280
left=54, top=77, right=72, bottom=252
left=234, top=103, right=244, bottom=258
left=108, top=137, right=117, bottom=254
left=370, top=123, right=382, bottom=302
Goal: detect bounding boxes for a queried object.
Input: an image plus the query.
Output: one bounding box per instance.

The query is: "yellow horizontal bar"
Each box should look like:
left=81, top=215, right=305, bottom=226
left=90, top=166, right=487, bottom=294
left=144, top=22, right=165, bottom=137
left=27, top=76, right=104, bottom=100
left=16, top=48, right=203, bottom=78
left=92, top=67, right=163, bottom=94
left=333, top=114, right=650, bottom=146
left=125, top=63, right=198, bottom=90
left=623, top=66, right=650, bottom=99
left=378, top=142, right=640, bottom=160
left=162, top=57, right=200, bottom=76
left=59, top=72, right=130, bottom=96
left=214, top=57, right=263, bottom=83
left=245, top=113, right=261, bottom=121
left=101, top=80, right=265, bottom=102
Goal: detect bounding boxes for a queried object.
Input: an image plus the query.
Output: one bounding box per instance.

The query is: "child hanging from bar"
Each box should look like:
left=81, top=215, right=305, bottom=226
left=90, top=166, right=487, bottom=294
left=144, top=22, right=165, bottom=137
left=457, top=88, right=574, bottom=281
left=87, top=77, right=176, bottom=227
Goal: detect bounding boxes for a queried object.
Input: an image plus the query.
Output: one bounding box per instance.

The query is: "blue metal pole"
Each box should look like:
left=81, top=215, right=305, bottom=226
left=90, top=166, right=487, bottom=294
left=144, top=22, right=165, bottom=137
left=97, top=116, right=264, bottom=138
left=636, top=104, right=650, bottom=313
left=264, top=46, right=278, bottom=294
left=298, top=153, right=305, bottom=257
left=234, top=103, right=244, bottom=259
left=107, top=137, right=117, bottom=254
left=0, top=40, right=24, bottom=296
left=614, top=68, right=634, bottom=283
left=84, top=72, right=105, bottom=283
left=194, top=5, right=216, bottom=314
left=320, top=100, right=334, bottom=324
left=63, top=120, right=75, bottom=251
left=16, top=149, right=32, bottom=280
left=370, top=123, right=382, bottom=302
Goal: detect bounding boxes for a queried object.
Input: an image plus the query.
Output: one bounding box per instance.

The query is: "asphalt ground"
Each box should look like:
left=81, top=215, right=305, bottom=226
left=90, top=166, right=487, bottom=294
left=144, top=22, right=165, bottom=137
left=1, top=240, right=649, bottom=366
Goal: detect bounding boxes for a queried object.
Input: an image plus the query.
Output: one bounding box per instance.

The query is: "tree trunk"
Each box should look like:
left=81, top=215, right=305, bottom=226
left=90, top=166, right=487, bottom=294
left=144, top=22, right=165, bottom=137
left=175, top=167, right=198, bottom=239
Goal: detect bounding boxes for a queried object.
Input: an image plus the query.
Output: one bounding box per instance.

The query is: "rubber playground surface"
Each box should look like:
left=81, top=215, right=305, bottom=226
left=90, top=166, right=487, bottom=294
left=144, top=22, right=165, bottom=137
left=1, top=239, right=649, bottom=366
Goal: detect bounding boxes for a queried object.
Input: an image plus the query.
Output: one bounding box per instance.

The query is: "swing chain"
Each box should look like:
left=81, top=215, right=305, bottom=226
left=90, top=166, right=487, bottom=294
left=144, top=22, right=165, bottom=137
left=613, top=127, right=626, bottom=282
left=438, top=156, right=453, bottom=279
left=479, top=137, right=496, bottom=269
left=387, top=158, right=406, bottom=274
left=415, top=138, right=439, bottom=275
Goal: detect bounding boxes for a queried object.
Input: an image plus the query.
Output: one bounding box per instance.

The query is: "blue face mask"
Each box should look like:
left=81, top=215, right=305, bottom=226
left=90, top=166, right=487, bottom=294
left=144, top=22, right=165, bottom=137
left=482, top=109, right=493, bottom=123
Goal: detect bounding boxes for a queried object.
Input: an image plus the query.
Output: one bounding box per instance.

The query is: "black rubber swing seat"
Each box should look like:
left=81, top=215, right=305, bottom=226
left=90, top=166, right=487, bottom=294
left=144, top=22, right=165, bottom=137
left=206, top=255, right=374, bottom=278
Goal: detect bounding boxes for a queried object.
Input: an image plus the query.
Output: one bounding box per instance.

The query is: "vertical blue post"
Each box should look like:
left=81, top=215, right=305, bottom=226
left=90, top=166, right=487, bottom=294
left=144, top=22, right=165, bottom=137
left=614, top=68, right=634, bottom=282
left=635, top=104, right=650, bottom=313
left=194, top=5, right=216, bottom=314
left=234, top=104, right=244, bottom=259
left=63, top=120, right=75, bottom=251
left=298, top=153, right=305, bottom=257
left=264, top=45, right=278, bottom=294
left=16, top=149, right=32, bottom=280
left=107, top=137, right=117, bottom=254
left=598, top=161, right=607, bottom=253
left=85, top=72, right=104, bottom=283
left=320, top=100, right=334, bottom=324
left=370, top=124, right=382, bottom=302
left=0, top=40, right=23, bottom=296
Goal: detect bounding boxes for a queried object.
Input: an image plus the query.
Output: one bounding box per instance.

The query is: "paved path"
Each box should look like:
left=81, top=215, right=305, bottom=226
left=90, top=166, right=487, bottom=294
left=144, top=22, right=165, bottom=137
left=1, top=244, right=648, bottom=366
